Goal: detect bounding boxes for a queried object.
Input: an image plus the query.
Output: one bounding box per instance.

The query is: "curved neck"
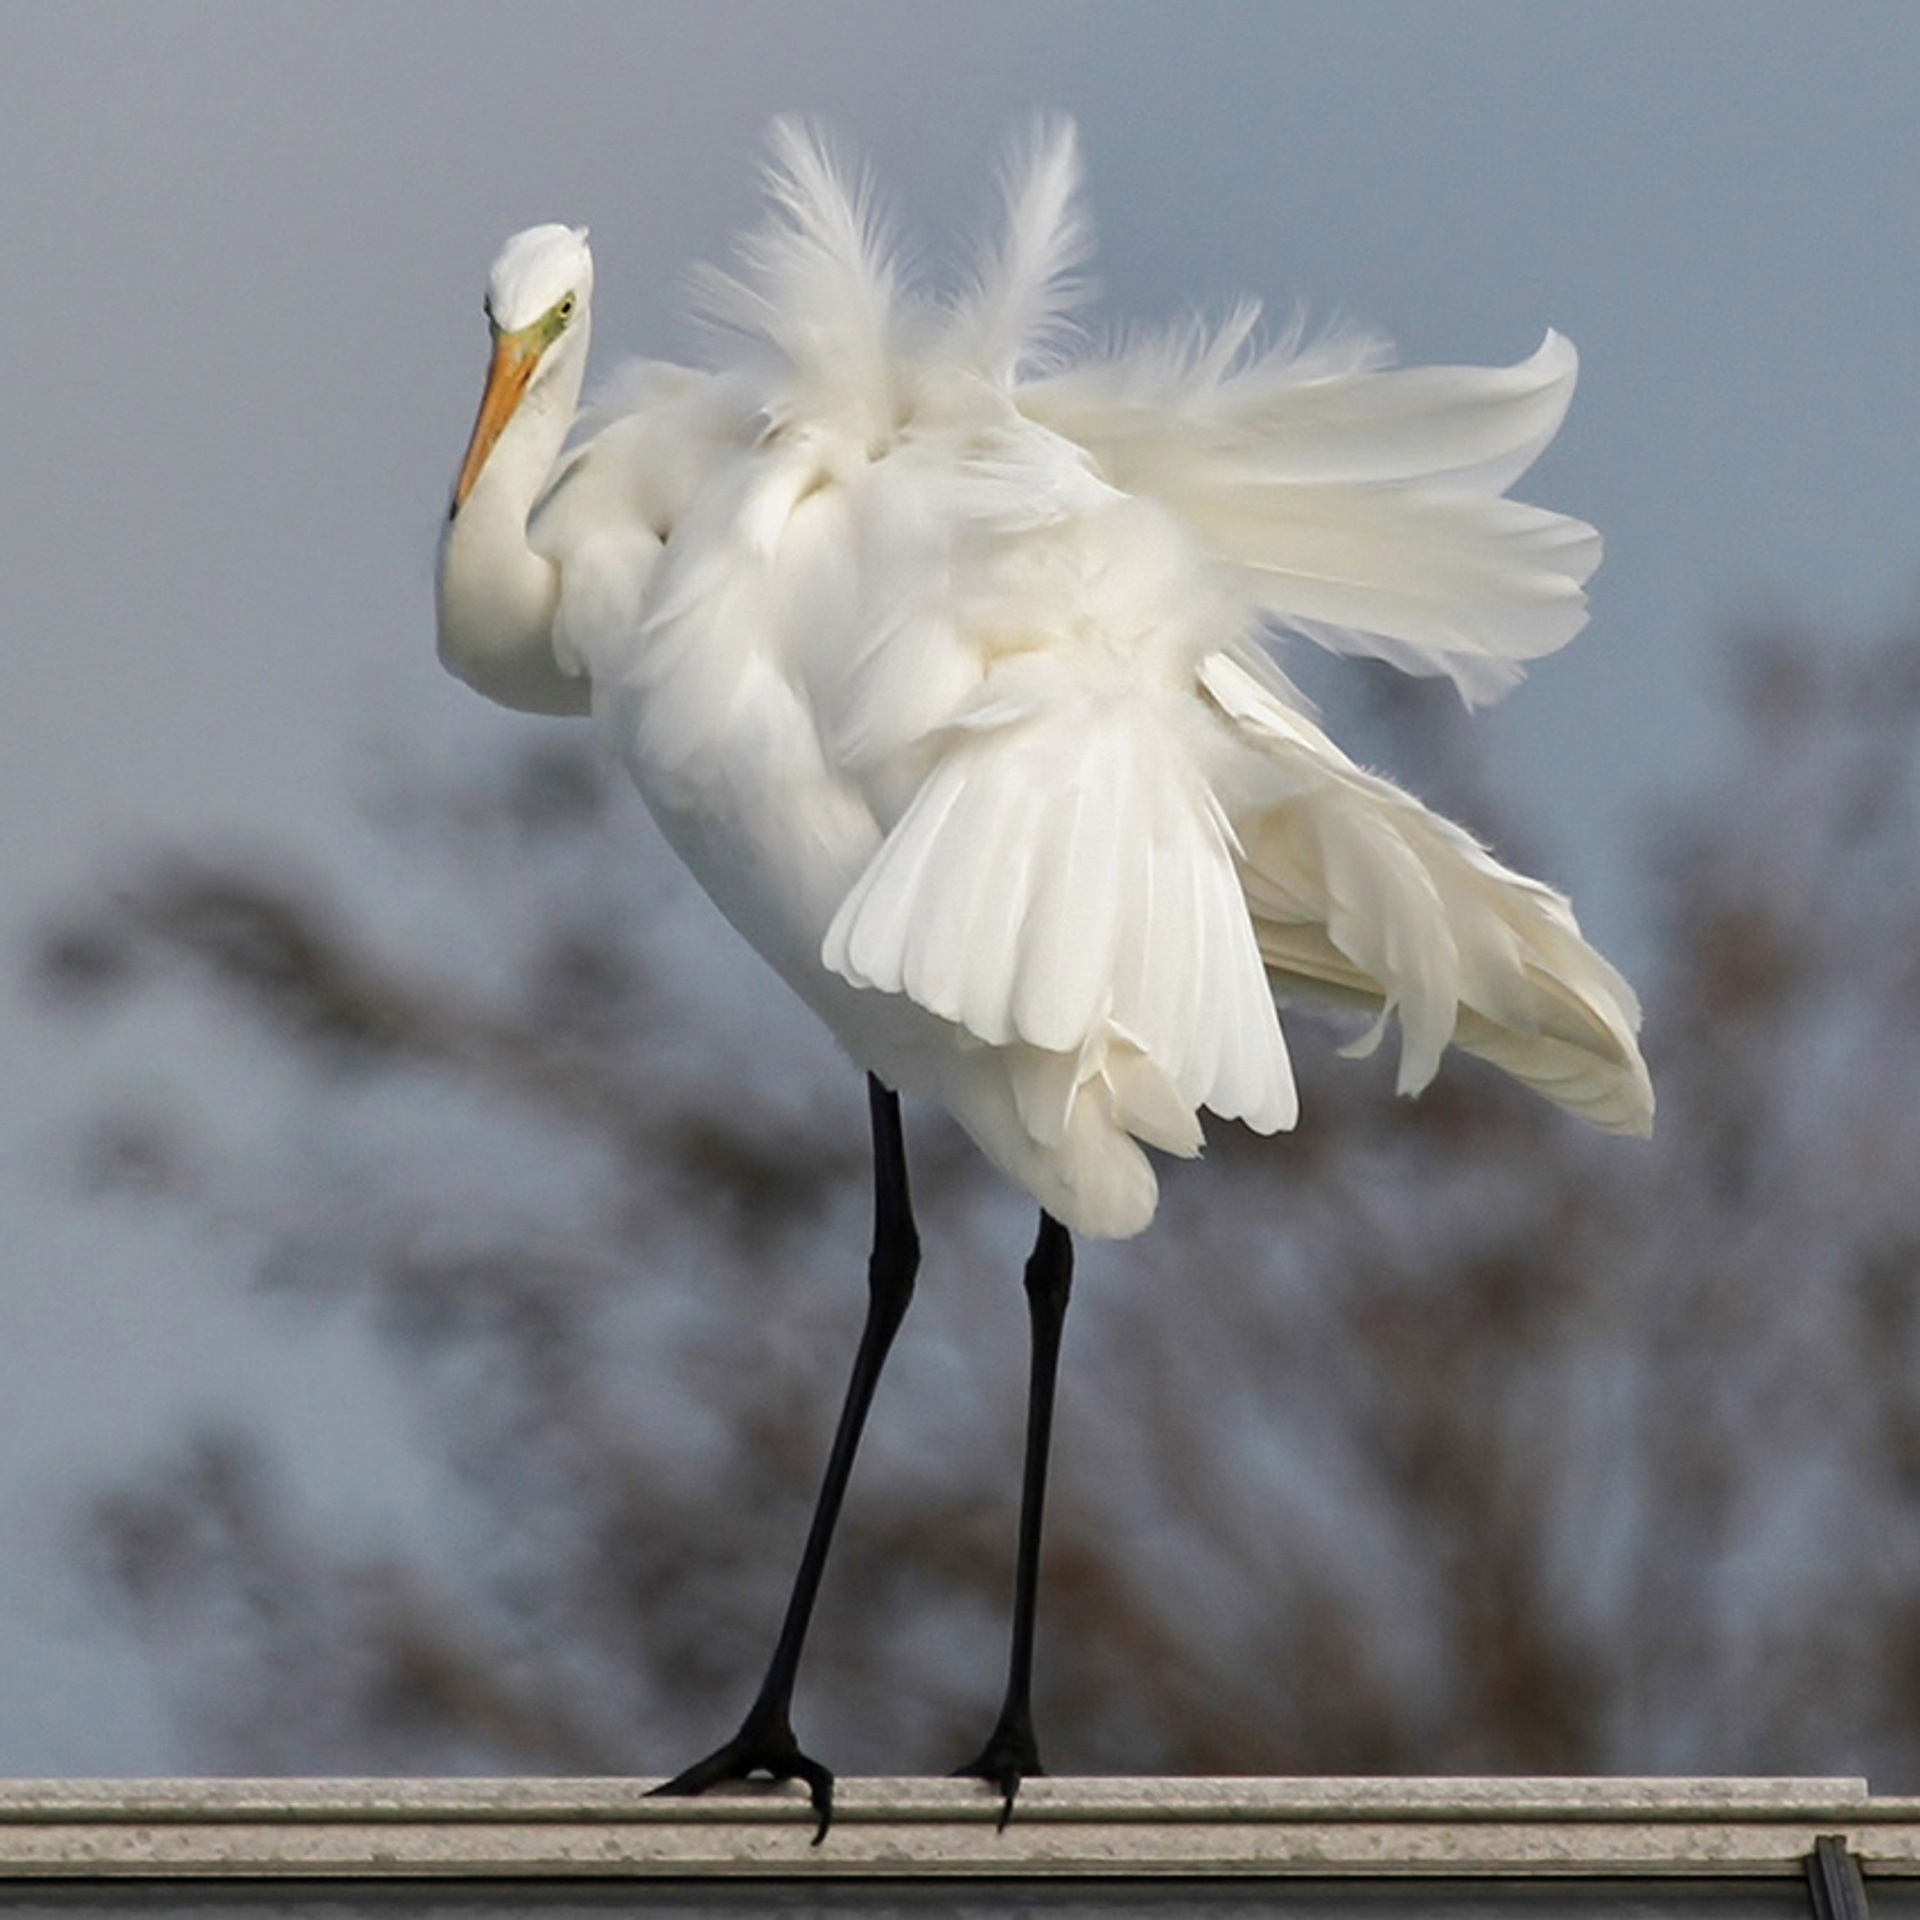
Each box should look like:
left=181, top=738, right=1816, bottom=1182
left=435, top=328, right=592, bottom=717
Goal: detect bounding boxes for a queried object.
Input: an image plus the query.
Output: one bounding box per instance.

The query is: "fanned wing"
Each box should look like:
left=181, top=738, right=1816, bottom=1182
left=1202, top=652, right=1652, bottom=1135
left=824, top=657, right=1298, bottom=1154
left=1026, top=328, right=1598, bottom=703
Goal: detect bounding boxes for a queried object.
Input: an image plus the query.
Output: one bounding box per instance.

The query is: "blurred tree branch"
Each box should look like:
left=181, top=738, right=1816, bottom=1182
left=37, top=623, right=1920, bottom=1782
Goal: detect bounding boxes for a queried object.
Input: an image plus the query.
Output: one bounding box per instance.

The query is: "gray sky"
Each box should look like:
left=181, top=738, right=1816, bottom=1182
left=3, top=1, right=1918, bottom=1769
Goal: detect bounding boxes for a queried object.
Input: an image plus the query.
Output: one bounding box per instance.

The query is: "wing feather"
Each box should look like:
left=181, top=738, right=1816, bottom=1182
left=1031, top=328, right=1580, bottom=491
left=1025, top=329, right=1596, bottom=701
left=824, top=667, right=1298, bottom=1147
left=1202, top=651, right=1652, bottom=1135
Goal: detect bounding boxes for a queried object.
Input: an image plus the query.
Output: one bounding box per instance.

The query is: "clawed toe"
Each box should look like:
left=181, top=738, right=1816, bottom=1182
left=650, top=1720, right=836, bottom=1844
left=953, top=1716, right=1044, bottom=1831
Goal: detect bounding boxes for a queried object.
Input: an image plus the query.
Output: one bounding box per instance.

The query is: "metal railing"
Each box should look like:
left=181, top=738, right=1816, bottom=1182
left=0, top=1777, right=1905, bottom=1911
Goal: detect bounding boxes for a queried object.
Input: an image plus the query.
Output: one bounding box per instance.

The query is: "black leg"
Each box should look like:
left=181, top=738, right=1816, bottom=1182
left=954, top=1209, right=1074, bottom=1827
left=650, top=1074, right=919, bottom=1843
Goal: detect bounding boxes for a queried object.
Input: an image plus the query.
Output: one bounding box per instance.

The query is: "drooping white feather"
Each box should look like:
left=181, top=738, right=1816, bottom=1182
left=1202, top=651, right=1650, bottom=1133
left=825, top=653, right=1297, bottom=1141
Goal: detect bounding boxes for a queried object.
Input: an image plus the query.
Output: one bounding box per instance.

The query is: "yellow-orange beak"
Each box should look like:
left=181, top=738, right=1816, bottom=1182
left=451, top=329, right=541, bottom=512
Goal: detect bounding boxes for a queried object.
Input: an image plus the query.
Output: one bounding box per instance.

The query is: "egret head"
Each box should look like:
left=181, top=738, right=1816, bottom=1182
left=486, top=223, right=594, bottom=333
left=452, top=224, right=594, bottom=513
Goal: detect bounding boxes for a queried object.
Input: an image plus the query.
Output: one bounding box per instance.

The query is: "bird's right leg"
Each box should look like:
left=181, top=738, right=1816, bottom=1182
left=649, top=1073, right=920, bottom=1843
left=953, top=1210, right=1073, bottom=1824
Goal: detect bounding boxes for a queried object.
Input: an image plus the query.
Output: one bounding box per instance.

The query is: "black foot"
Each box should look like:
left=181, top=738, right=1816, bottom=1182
left=649, top=1714, right=835, bottom=1845
left=952, top=1713, right=1044, bottom=1831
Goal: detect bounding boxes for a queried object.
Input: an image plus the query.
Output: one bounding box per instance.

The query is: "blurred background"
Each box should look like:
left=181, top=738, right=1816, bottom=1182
left=6, top=1, right=1920, bottom=1783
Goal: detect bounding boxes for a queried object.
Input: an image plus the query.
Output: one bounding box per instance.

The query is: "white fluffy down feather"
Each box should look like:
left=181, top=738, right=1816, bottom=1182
left=440, top=118, right=1651, bottom=1240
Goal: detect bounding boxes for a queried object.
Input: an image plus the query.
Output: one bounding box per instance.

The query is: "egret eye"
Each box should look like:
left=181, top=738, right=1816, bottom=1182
left=555, top=294, right=577, bottom=323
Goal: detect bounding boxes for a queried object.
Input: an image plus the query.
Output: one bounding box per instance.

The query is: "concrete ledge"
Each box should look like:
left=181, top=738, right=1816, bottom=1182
left=0, top=1777, right=1909, bottom=1879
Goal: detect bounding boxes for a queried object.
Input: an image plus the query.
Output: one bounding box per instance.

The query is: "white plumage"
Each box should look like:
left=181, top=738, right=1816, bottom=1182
left=436, top=118, right=1651, bottom=1242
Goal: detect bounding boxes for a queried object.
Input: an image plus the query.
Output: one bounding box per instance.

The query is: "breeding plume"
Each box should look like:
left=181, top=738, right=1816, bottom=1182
left=436, top=121, right=1651, bottom=1837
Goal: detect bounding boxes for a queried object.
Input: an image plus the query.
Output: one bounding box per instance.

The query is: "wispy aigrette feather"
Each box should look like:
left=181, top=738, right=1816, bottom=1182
left=689, top=116, right=910, bottom=444
left=950, top=115, right=1093, bottom=382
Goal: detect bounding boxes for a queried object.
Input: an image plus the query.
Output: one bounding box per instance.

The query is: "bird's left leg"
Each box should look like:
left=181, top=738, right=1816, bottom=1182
left=649, top=1075, right=919, bottom=1844
left=953, top=1210, right=1073, bottom=1827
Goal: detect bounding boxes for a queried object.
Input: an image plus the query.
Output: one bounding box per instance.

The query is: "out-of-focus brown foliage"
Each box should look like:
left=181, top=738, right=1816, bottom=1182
left=38, top=625, right=1920, bottom=1783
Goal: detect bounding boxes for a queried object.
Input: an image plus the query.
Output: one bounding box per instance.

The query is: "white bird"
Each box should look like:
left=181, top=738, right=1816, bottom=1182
left=436, top=119, right=1651, bottom=1837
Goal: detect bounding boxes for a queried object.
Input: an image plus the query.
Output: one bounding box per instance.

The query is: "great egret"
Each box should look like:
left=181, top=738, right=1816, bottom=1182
left=436, top=120, right=1651, bottom=1838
